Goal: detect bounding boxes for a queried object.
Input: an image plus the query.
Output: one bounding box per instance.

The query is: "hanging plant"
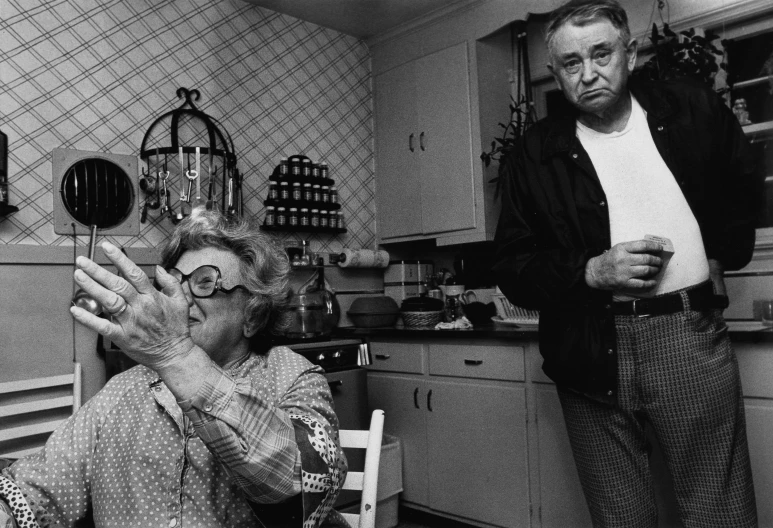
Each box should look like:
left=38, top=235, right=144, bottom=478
left=479, top=93, right=536, bottom=199
left=633, top=23, right=728, bottom=95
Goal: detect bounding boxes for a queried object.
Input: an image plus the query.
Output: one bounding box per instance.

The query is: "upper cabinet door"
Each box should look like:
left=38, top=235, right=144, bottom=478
left=374, top=60, right=423, bottom=239
left=416, top=43, right=476, bottom=235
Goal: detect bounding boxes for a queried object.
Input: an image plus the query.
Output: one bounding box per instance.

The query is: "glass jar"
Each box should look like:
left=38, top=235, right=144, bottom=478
left=268, top=182, right=278, bottom=200
left=310, top=209, right=320, bottom=227
left=329, top=187, right=338, bottom=204
left=290, top=157, right=301, bottom=177
left=319, top=209, right=329, bottom=228
left=276, top=207, right=287, bottom=226
left=279, top=181, right=290, bottom=200
left=337, top=211, right=345, bottom=230
left=289, top=207, right=299, bottom=226
left=303, top=183, right=313, bottom=202
left=329, top=210, right=338, bottom=229
left=279, top=157, right=289, bottom=177
left=312, top=184, right=321, bottom=202
left=302, top=159, right=311, bottom=178
left=292, top=182, right=301, bottom=201
left=264, top=206, right=275, bottom=226
left=320, top=162, right=329, bottom=179
left=321, top=186, right=330, bottom=203
left=300, top=208, right=310, bottom=227
left=312, top=163, right=320, bottom=178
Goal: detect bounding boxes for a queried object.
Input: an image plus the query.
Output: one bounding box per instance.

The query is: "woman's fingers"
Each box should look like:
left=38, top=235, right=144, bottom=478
left=99, top=241, right=156, bottom=296
left=73, top=268, right=125, bottom=314
left=70, top=304, right=120, bottom=337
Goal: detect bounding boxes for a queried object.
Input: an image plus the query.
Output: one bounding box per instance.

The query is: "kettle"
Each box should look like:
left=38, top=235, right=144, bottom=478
left=285, top=261, right=340, bottom=339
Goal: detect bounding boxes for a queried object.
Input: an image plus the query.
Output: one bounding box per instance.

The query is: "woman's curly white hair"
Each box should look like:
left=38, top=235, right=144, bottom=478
left=160, top=208, right=291, bottom=340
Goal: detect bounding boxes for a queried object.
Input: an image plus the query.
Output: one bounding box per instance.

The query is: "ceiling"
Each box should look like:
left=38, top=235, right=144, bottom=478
left=240, top=0, right=472, bottom=40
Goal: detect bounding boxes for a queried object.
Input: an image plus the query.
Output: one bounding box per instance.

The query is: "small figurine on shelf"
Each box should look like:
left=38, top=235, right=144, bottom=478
left=732, top=98, right=752, bottom=125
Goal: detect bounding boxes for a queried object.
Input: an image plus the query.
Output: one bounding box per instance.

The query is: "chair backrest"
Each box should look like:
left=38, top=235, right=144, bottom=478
left=0, top=362, right=82, bottom=459
left=338, top=409, right=385, bottom=528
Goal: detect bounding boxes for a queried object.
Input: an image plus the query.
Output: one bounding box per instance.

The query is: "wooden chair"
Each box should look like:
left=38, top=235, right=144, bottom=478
left=0, top=362, right=82, bottom=459
left=339, top=409, right=385, bottom=528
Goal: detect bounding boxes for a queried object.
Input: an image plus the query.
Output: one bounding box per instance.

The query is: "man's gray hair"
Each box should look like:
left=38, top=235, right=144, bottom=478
left=161, top=209, right=291, bottom=340
left=545, top=0, right=631, bottom=59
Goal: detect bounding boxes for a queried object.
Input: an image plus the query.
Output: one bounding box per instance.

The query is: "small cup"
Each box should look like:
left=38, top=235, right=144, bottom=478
left=761, top=300, right=773, bottom=327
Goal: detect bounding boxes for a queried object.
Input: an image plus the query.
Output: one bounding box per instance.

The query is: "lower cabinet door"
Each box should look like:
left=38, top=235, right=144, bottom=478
left=367, top=373, right=429, bottom=506
left=533, top=385, right=592, bottom=528
left=426, top=379, right=530, bottom=527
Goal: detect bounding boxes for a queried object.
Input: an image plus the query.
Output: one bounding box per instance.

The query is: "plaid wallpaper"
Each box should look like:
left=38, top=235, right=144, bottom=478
left=0, top=0, right=375, bottom=254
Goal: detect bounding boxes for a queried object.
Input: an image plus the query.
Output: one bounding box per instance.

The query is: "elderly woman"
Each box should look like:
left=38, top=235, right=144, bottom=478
left=0, top=210, right=348, bottom=528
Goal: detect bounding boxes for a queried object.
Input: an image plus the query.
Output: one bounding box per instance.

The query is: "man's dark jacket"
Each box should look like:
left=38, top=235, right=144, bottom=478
left=493, top=78, right=761, bottom=401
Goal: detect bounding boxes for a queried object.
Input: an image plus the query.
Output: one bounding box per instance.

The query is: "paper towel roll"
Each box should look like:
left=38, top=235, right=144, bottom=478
left=337, top=248, right=390, bottom=268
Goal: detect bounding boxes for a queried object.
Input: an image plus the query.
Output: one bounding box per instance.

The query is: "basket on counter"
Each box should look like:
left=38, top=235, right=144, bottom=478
left=400, top=296, right=445, bottom=328
left=401, top=310, right=443, bottom=327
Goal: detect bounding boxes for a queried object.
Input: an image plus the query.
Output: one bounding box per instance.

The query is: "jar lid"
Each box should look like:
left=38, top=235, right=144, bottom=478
left=292, top=182, right=300, bottom=186
left=280, top=181, right=288, bottom=185
left=278, top=207, right=286, bottom=211
left=313, top=184, right=321, bottom=188
left=289, top=207, right=297, bottom=211
left=303, top=183, right=311, bottom=187
left=267, top=206, right=275, bottom=210
left=322, top=186, right=329, bottom=189
left=301, top=208, right=309, bottom=212
left=311, top=209, right=319, bottom=213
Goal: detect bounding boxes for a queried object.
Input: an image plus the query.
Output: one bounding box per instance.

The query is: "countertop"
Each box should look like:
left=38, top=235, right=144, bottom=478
left=334, top=320, right=773, bottom=343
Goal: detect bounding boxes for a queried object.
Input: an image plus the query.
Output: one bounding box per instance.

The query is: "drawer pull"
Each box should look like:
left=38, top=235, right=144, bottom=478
left=327, top=380, right=343, bottom=388
left=413, top=387, right=419, bottom=409
left=464, top=359, right=483, bottom=366
left=427, top=389, right=433, bottom=412
left=375, top=354, right=391, bottom=360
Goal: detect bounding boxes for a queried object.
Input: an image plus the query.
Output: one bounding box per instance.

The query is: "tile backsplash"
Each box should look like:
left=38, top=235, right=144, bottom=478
left=0, top=0, right=375, bottom=254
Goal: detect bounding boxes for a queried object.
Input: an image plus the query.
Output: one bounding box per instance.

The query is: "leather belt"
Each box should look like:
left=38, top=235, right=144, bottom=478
left=611, top=281, right=729, bottom=317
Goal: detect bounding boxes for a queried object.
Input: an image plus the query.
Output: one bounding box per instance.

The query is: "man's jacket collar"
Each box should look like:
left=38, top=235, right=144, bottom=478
left=541, top=78, right=679, bottom=160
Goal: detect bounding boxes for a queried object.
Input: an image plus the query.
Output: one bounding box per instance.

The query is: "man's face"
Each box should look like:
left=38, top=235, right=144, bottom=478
left=547, top=18, right=637, bottom=118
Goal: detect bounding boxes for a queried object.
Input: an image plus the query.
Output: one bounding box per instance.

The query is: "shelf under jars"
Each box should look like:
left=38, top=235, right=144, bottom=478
left=260, top=225, right=346, bottom=234
left=269, top=174, right=335, bottom=187
left=264, top=199, right=341, bottom=211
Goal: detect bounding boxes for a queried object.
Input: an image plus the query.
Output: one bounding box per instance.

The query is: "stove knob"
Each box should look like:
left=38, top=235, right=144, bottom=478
left=316, top=353, right=326, bottom=363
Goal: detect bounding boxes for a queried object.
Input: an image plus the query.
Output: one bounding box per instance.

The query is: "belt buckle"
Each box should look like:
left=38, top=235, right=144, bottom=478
left=632, top=299, right=650, bottom=318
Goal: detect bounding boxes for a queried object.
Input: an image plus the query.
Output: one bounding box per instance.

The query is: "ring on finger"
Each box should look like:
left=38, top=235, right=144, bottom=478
left=110, top=302, right=128, bottom=318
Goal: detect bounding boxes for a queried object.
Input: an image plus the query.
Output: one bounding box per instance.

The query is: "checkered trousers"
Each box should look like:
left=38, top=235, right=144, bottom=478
left=557, top=291, right=757, bottom=527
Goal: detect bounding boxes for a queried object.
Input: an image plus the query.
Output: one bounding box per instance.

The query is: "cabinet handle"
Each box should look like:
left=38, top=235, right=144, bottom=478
left=464, top=359, right=483, bottom=366
left=419, top=132, right=426, bottom=151
left=427, top=389, right=433, bottom=412
left=408, top=133, right=414, bottom=152
left=413, top=387, right=419, bottom=409
left=375, top=353, right=391, bottom=360
left=328, top=379, right=343, bottom=388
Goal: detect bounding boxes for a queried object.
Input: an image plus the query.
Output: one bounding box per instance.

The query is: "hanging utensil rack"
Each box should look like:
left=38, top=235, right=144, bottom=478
left=139, top=87, right=241, bottom=224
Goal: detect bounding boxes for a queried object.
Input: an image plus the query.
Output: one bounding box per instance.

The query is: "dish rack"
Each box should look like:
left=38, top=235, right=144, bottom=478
left=492, top=294, right=539, bottom=324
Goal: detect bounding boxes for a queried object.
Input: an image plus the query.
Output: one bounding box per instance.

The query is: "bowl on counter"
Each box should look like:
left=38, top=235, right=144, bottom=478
left=347, top=296, right=400, bottom=328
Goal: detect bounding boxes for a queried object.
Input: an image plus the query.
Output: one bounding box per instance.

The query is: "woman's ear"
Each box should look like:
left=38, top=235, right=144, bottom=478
left=243, top=321, right=258, bottom=339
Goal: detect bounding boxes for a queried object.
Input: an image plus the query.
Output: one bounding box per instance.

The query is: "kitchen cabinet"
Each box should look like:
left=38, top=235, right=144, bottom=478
left=367, top=339, right=530, bottom=527
left=531, top=385, right=592, bottom=528
left=374, top=43, right=475, bottom=239
left=373, top=30, right=512, bottom=245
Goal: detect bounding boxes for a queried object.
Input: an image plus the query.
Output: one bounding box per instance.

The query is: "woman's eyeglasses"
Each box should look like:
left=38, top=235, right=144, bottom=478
left=167, top=265, right=248, bottom=298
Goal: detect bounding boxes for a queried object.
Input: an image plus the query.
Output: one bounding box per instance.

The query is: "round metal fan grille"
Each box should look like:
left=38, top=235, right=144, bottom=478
left=60, top=158, right=135, bottom=229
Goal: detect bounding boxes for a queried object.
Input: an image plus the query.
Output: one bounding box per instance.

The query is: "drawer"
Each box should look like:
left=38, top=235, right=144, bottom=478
left=429, top=344, right=524, bottom=381
left=366, top=340, right=425, bottom=374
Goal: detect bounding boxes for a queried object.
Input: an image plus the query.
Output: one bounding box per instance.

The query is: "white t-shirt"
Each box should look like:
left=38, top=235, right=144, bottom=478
left=576, top=94, right=709, bottom=298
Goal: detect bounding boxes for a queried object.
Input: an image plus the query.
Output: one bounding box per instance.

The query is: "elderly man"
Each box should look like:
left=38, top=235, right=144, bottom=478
left=494, top=0, right=760, bottom=526
left=0, top=210, right=349, bottom=528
